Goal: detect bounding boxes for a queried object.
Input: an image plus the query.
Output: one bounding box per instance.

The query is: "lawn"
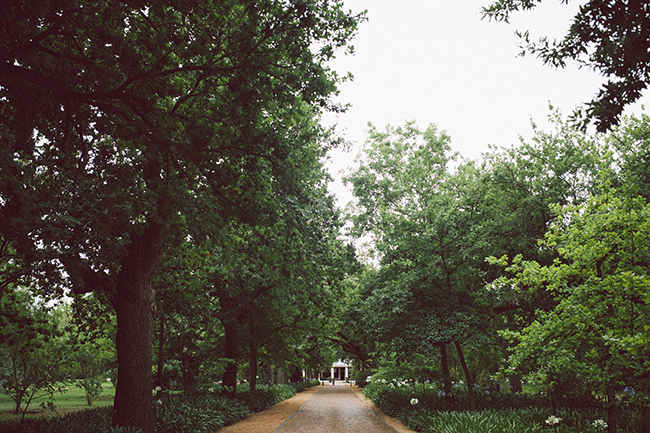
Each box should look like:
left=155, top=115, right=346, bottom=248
left=0, top=381, right=115, bottom=423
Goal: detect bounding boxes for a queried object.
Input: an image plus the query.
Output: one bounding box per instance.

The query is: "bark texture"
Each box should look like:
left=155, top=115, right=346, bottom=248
left=111, top=222, right=164, bottom=433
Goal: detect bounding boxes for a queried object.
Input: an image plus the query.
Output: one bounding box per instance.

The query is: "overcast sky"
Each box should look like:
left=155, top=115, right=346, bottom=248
left=323, top=0, right=649, bottom=207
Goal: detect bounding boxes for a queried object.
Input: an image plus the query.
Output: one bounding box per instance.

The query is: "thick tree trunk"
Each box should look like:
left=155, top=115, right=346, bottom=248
left=111, top=222, right=164, bottom=433
left=222, top=320, right=239, bottom=398
left=113, top=282, right=155, bottom=433
left=454, top=340, right=475, bottom=410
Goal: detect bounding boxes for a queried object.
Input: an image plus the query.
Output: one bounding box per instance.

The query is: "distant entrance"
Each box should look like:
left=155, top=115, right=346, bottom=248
left=319, top=360, right=351, bottom=381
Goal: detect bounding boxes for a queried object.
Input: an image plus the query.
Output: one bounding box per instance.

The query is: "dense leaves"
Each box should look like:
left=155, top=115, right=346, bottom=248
left=1, top=1, right=364, bottom=431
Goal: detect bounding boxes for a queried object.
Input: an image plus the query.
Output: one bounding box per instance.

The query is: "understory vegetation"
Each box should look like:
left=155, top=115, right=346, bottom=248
left=0, top=382, right=318, bottom=433
left=364, top=379, right=644, bottom=432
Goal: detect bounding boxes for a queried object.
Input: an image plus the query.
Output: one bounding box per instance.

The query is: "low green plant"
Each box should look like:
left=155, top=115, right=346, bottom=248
left=154, top=394, right=250, bottom=433
left=287, top=380, right=319, bottom=393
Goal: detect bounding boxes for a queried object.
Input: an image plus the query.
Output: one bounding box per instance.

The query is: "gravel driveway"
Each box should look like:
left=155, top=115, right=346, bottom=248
left=218, top=383, right=416, bottom=433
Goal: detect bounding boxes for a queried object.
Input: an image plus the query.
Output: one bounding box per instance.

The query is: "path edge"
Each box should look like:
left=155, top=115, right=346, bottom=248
left=349, top=385, right=417, bottom=433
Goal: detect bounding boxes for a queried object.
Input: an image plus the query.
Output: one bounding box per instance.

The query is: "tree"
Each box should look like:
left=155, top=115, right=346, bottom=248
left=482, top=1, right=650, bottom=131
left=343, top=121, right=486, bottom=405
left=0, top=290, right=67, bottom=418
left=476, top=109, right=609, bottom=391
left=1, top=2, right=364, bottom=431
left=493, top=189, right=650, bottom=432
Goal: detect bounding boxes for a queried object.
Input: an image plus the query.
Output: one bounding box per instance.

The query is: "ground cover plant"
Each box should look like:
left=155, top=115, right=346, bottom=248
left=364, top=379, right=643, bottom=433
left=0, top=381, right=318, bottom=433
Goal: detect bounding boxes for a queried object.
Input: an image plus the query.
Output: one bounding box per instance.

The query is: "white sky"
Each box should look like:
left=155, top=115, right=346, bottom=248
left=323, top=0, right=648, bottom=207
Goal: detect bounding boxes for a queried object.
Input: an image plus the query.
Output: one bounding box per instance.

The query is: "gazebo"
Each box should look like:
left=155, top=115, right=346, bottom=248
left=322, top=360, right=351, bottom=381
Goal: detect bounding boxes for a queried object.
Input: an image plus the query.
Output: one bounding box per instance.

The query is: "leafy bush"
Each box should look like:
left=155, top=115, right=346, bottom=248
left=233, top=384, right=296, bottom=412
left=0, top=395, right=251, bottom=433
left=0, top=407, right=142, bottom=433
left=403, top=408, right=637, bottom=433
left=0, top=381, right=313, bottom=433
left=154, top=394, right=250, bottom=433
left=355, top=370, right=374, bottom=388
left=287, top=380, right=319, bottom=393
left=365, top=379, right=641, bottom=432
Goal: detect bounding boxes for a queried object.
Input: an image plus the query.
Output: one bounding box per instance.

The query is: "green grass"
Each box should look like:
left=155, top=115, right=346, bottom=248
left=0, top=381, right=115, bottom=423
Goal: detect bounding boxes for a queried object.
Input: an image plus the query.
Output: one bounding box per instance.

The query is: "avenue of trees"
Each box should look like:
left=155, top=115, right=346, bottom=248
left=339, top=111, right=650, bottom=431
left=1, top=1, right=364, bottom=431
left=2, top=1, right=650, bottom=433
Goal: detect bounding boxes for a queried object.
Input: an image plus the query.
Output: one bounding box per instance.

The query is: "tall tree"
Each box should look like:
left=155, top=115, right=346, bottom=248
left=482, top=1, right=650, bottom=131
left=344, top=121, right=485, bottom=403
left=494, top=189, right=650, bottom=432
left=0, top=1, right=363, bottom=431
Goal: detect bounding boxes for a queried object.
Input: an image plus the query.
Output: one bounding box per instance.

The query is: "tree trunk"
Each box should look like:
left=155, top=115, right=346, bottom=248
left=222, top=320, right=239, bottom=398
left=249, top=337, right=258, bottom=393
left=508, top=374, right=523, bottom=393
left=439, top=343, right=453, bottom=407
left=156, top=317, right=165, bottom=394
left=268, top=364, right=274, bottom=386
left=291, top=366, right=302, bottom=382
left=607, top=389, right=617, bottom=433
left=112, top=282, right=155, bottom=433
left=454, top=340, right=475, bottom=410
left=182, top=349, right=200, bottom=395
left=111, top=222, right=164, bottom=433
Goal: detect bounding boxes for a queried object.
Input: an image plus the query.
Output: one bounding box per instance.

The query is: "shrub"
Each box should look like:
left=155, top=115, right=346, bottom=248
left=0, top=381, right=311, bottom=433
left=233, top=384, right=296, bottom=412
left=355, top=370, right=374, bottom=388
left=154, top=394, right=250, bottom=433
left=288, top=380, right=319, bottom=393
left=0, top=407, right=142, bottom=433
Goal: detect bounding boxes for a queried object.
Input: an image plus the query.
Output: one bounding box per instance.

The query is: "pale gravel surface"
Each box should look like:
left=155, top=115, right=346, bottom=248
left=217, top=383, right=416, bottom=433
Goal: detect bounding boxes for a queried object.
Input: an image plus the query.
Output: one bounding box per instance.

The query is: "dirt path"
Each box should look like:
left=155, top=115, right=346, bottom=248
left=218, top=383, right=416, bottom=433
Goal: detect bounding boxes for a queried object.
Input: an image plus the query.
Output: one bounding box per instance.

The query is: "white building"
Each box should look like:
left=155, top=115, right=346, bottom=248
left=321, top=360, right=351, bottom=380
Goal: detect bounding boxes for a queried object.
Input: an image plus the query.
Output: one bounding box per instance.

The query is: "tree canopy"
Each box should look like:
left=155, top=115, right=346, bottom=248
left=482, top=0, right=650, bottom=132
left=1, top=1, right=364, bottom=431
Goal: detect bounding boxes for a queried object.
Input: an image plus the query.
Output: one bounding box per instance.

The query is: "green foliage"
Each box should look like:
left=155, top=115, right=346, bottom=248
left=355, top=369, right=374, bottom=388
left=287, top=380, right=320, bottom=394
left=0, top=291, right=68, bottom=416
left=2, top=0, right=365, bottom=429
left=233, top=384, right=295, bottom=413
left=0, top=407, right=141, bottom=433
left=496, top=189, right=650, bottom=399
left=153, top=395, right=250, bottom=433
left=482, top=1, right=650, bottom=131
left=0, top=382, right=313, bottom=433
left=404, top=408, right=629, bottom=433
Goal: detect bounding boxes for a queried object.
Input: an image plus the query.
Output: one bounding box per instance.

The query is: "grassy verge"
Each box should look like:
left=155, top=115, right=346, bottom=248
left=0, top=380, right=319, bottom=433
left=0, top=381, right=115, bottom=423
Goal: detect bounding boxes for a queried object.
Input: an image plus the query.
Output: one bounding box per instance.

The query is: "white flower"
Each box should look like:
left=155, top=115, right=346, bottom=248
left=209, top=387, right=214, bottom=393
left=545, top=415, right=562, bottom=425
left=410, top=398, right=419, bottom=405
left=155, top=386, right=162, bottom=392
left=592, top=419, right=607, bottom=429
